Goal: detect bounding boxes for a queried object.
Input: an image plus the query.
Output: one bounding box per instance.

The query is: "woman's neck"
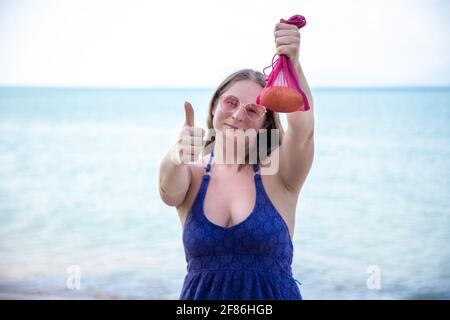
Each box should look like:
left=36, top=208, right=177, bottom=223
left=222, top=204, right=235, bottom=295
left=211, top=140, right=251, bottom=173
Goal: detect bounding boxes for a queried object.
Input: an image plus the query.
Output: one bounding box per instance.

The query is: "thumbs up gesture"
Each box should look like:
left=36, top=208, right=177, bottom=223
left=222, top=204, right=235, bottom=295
left=172, top=101, right=205, bottom=164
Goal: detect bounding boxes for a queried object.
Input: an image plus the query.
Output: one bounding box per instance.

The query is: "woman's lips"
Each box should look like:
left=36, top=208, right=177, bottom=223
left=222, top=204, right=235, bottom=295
left=223, top=124, right=239, bottom=130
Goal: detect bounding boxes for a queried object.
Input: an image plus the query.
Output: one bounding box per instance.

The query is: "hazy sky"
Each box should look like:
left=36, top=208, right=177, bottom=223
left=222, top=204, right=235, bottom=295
left=0, top=0, right=449, bottom=88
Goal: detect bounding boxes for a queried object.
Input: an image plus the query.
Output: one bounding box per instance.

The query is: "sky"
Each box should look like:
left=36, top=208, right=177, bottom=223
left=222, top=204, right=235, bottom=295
left=0, top=0, right=449, bottom=88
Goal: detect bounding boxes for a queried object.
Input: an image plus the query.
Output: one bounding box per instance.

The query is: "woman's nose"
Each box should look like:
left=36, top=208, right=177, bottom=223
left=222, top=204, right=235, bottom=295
left=231, top=105, right=245, bottom=121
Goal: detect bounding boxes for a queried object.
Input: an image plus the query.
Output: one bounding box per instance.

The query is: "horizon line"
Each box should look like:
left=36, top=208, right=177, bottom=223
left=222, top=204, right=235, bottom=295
left=1, top=84, right=449, bottom=91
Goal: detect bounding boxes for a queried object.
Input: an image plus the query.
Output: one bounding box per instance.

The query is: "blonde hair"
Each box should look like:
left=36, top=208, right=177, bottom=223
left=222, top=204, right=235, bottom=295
left=203, top=69, right=285, bottom=171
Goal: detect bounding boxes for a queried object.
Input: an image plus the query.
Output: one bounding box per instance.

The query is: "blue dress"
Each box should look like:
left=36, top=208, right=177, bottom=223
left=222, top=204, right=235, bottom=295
left=179, top=149, right=302, bottom=300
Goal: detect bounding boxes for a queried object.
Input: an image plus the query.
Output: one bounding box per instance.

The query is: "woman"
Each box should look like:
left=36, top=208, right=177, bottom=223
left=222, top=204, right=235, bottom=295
left=159, top=20, right=314, bottom=299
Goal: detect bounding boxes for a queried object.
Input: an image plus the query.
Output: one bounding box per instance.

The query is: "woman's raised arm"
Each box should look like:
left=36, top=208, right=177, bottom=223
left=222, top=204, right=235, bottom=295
left=274, top=22, right=315, bottom=192
left=159, top=102, right=204, bottom=207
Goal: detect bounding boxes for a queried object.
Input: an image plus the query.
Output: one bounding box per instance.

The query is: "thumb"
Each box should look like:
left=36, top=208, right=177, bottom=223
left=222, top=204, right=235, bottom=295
left=184, top=101, right=195, bottom=127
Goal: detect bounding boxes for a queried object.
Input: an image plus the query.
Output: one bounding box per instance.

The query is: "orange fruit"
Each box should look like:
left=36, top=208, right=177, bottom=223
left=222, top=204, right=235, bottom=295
left=259, top=86, right=304, bottom=113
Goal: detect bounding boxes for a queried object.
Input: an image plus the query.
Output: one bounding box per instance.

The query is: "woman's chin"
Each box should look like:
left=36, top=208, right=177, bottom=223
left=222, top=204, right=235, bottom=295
left=220, top=127, right=237, bottom=137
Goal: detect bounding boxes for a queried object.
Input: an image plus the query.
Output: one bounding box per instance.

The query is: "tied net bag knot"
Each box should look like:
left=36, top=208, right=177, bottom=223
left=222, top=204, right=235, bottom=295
left=256, top=14, right=311, bottom=113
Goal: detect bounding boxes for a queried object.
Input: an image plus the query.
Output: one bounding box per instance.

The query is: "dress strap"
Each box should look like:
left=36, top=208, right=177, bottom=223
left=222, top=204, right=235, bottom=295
left=252, top=162, right=260, bottom=175
left=204, top=148, right=214, bottom=176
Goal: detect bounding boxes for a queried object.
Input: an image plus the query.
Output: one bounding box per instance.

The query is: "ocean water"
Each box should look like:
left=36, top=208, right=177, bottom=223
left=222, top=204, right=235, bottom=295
left=0, top=86, right=449, bottom=300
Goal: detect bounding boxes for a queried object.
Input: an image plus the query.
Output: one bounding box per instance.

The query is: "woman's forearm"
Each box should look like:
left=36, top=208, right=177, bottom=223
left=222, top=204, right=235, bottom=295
left=294, top=61, right=313, bottom=111
left=159, top=144, right=191, bottom=206
left=285, top=61, right=315, bottom=141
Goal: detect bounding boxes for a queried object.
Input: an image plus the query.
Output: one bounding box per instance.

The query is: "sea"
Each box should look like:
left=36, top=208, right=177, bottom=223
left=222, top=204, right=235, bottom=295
left=0, top=86, right=449, bottom=299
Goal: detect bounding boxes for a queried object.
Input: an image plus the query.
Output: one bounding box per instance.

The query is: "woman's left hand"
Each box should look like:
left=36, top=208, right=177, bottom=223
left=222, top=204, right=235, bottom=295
left=274, top=21, right=301, bottom=63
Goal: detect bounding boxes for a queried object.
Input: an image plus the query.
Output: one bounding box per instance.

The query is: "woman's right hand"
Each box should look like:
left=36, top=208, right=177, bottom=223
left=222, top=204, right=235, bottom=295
left=172, top=101, right=205, bottom=164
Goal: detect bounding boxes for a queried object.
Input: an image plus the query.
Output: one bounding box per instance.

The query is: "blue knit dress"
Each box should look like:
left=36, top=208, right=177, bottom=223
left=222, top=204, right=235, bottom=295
left=179, top=149, right=302, bottom=300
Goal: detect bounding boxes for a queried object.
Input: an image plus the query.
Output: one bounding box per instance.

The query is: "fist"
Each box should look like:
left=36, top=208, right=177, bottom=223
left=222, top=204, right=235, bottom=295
left=274, top=21, right=301, bottom=63
left=172, top=101, right=205, bottom=164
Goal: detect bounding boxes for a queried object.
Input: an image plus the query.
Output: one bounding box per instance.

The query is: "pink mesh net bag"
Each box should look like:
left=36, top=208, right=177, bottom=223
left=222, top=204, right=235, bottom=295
left=256, top=15, right=310, bottom=113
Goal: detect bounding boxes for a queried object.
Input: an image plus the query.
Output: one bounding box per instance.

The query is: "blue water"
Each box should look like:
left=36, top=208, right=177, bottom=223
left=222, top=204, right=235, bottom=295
left=0, top=86, right=449, bottom=299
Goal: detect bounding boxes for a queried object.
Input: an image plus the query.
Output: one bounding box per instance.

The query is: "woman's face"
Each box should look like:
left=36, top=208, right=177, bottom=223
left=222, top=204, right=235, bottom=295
left=212, top=80, right=267, bottom=136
